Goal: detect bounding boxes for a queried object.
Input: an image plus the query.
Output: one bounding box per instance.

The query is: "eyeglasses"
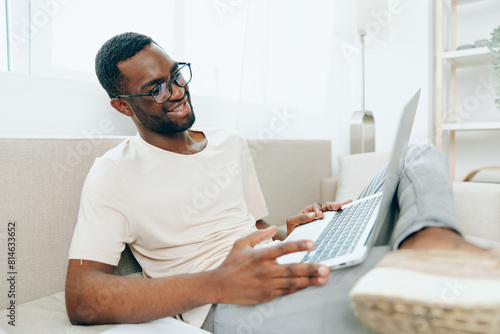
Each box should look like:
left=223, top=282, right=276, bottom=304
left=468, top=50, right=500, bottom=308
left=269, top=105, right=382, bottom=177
left=115, top=62, right=192, bottom=104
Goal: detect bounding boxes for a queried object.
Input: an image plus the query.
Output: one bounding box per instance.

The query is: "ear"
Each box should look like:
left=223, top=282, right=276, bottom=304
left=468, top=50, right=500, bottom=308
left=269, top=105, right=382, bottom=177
left=110, top=98, right=134, bottom=117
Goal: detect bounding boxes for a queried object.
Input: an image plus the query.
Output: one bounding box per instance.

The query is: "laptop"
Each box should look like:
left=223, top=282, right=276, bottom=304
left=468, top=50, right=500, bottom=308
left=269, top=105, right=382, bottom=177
left=277, top=89, right=420, bottom=269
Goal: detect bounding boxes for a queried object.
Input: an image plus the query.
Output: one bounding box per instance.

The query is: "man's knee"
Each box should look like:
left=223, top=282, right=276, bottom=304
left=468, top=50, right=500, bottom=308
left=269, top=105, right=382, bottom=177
left=405, top=143, right=444, bottom=164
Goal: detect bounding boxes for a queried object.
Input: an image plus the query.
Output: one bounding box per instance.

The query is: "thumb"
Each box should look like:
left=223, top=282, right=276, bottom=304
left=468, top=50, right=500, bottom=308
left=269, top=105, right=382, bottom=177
left=236, top=226, right=277, bottom=249
left=287, top=211, right=318, bottom=228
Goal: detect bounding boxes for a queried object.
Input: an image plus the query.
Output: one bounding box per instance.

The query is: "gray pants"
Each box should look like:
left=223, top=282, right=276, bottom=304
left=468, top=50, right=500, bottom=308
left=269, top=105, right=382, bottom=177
left=202, top=144, right=462, bottom=334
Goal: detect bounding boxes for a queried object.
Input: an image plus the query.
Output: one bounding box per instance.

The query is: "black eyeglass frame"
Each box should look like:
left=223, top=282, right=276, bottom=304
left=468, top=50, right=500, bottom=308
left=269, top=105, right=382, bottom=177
left=115, top=62, right=192, bottom=104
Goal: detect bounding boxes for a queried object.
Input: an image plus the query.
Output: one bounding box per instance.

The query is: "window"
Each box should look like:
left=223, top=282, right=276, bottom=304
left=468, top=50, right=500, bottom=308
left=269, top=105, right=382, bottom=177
left=0, top=0, right=8, bottom=71
left=44, top=0, right=175, bottom=80
left=183, top=0, right=332, bottom=110
left=3, top=0, right=176, bottom=80
left=4, top=0, right=337, bottom=114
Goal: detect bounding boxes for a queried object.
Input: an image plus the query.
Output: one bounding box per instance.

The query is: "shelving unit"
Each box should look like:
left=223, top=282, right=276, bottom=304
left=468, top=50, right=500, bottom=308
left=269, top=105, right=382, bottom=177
left=442, top=47, right=491, bottom=66
left=434, top=0, right=499, bottom=180
left=442, top=121, right=500, bottom=131
left=457, top=0, right=485, bottom=4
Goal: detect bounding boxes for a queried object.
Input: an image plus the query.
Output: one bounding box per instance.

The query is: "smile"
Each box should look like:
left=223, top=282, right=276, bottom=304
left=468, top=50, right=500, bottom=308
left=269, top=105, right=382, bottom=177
left=169, top=102, right=185, bottom=113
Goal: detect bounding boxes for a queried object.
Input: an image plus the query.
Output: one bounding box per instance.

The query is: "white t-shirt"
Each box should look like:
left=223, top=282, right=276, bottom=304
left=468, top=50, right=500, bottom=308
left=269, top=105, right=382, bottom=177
left=68, top=128, right=269, bottom=326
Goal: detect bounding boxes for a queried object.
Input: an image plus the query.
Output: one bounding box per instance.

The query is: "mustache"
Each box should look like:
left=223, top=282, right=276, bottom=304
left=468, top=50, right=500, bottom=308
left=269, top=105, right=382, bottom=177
left=161, top=91, right=191, bottom=114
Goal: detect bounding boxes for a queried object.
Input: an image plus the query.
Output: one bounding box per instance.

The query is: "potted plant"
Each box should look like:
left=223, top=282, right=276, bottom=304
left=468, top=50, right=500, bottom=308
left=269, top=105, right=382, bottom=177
left=488, top=26, right=500, bottom=111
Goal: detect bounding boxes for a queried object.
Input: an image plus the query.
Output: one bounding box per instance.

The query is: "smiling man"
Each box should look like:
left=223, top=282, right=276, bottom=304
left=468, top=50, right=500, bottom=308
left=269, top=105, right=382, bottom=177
left=65, top=32, right=332, bottom=329
left=111, top=48, right=198, bottom=150
left=65, top=32, right=500, bottom=334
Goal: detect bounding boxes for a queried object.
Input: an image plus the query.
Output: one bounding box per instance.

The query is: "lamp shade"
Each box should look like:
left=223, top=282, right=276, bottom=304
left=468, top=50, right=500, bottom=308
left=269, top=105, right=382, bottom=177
left=332, top=0, right=390, bottom=47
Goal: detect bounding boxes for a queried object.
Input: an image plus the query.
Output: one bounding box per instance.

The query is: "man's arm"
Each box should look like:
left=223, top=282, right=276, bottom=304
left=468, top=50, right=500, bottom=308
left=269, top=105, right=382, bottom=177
left=65, top=226, right=330, bottom=325
left=65, top=259, right=215, bottom=325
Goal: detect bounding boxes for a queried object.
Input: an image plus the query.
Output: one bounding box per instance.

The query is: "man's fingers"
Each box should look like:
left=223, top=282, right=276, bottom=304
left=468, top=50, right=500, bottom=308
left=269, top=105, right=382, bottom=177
left=312, top=202, right=324, bottom=219
left=286, top=210, right=319, bottom=229
left=321, top=201, right=342, bottom=211
left=258, top=239, right=315, bottom=259
left=235, top=226, right=278, bottom=249
left=299, top=203, right=323, bottom=216
left=269, top=264, right=330, bottom=288
left=273, top=274, right=329, bottom=289
left=322, top=199, right=353, bottom=211
left=274, top=263, right=330, bottom=279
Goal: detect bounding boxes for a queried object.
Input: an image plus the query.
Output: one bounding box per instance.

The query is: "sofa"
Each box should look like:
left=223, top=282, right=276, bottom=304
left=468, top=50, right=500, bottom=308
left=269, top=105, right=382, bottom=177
left=1, top=137, right=499, bottom=333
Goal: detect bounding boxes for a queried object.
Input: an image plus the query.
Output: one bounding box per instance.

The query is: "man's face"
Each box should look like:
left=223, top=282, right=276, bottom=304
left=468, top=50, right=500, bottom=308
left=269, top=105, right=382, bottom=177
left=117, top=44, right=195, bottom=135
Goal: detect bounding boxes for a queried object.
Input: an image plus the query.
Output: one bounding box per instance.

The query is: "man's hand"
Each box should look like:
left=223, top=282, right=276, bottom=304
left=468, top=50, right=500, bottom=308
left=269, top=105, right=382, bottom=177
left=321, top=199, right=353, bottom=212
left=286, top=200, right=353, bottom=237
left=211, top=226, right=330, bottom=305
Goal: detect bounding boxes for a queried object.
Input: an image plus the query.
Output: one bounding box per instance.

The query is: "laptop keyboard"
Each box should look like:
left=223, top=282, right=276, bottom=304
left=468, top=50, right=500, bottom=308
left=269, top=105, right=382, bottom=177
left=302, top=195, right=382, bottom=263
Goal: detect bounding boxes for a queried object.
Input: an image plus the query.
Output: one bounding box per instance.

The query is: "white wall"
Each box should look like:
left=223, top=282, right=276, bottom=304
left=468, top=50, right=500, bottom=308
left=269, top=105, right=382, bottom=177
left=1, top=0, right=434, bottom=176
left=0, top=71, right=136, bottom=137
left=191, top=0, right=434, bottom=175
left=363, top=0, right=432, bottom=150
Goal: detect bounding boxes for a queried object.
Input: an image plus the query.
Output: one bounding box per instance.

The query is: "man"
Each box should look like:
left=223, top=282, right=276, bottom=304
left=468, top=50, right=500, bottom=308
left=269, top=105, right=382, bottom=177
left=65, top=32, right=499, bottom=333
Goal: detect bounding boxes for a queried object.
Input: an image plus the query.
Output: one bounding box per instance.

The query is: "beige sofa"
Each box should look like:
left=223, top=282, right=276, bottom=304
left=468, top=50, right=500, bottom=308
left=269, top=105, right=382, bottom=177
left=1, top=138, right=499, bottom=333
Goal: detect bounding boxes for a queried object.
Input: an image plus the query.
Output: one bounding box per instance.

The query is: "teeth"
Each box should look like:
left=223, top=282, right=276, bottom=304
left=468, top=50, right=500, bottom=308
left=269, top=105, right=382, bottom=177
left=171, top=103, right=184, bottom=112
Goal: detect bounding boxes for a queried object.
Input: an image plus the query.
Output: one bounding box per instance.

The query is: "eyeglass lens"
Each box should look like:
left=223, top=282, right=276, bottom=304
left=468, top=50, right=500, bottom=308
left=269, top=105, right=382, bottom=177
left=152, top=65, right=191, bottom=103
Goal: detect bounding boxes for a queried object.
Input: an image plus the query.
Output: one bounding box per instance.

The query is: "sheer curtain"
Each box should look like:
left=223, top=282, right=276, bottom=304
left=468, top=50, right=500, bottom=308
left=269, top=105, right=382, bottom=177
left=31, top=0, right=176, bottom=81
left=0, top=1, right=7, bottom=71
left=183, top=0, right=354, bottom=155
left=181, top=0, right=433, bottom=164
left=1, top=0, right=433, bottom=163
left=185, top=0, right=354, bottom=109
left=2, top=0, right=359, bottom=157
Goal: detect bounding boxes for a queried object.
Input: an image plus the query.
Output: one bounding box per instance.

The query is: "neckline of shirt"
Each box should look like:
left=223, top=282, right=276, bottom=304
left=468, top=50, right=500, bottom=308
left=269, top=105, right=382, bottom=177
left=133, top=129, right=211, bottom=158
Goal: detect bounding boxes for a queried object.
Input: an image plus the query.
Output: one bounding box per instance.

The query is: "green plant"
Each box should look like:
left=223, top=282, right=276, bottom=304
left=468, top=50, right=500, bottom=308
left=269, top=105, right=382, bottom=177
left=488, top=26, right=500, bottom=111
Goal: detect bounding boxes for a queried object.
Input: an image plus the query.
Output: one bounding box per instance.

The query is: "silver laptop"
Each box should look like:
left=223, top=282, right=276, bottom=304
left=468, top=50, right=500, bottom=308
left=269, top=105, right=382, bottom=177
left=278, top=89, right=420, bottom=269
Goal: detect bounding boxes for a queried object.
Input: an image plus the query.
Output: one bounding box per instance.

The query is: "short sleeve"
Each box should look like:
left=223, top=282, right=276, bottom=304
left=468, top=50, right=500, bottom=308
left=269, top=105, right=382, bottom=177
left=239, top=138, right=269, bottom=221
left=68, top=157, right=133, bottom=266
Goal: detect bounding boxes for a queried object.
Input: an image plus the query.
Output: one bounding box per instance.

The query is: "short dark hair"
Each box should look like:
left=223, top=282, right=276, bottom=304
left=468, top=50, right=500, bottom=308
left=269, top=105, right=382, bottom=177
left=95, top=32, right=155, bottom=98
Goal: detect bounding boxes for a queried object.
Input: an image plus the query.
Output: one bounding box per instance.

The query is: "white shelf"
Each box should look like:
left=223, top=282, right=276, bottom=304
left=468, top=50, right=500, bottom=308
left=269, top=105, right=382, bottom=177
left=457, top=0, right=489, bottom=4
left=442, top=122, right=500, bottom=131
left=442, top=47, right=491, bottom=66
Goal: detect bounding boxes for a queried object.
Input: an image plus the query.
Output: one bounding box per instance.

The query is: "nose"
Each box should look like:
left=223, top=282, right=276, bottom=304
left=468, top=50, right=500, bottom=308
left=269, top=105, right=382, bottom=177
left=169, top=81, right=185, bottom=101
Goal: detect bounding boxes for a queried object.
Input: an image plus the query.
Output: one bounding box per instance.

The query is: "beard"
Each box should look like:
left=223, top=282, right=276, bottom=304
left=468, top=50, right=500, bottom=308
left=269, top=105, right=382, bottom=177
left=131, top=92, right=196, bottom=136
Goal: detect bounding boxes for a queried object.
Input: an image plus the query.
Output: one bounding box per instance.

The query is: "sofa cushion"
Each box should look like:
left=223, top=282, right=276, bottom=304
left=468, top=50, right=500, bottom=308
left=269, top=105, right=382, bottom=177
left=0, top=138, right=126, bottom=309
left=321, top=177, right=339, bottom=203
left=335, top=151, right=391, bottom=202
left=453, top=182, right=500, bottom=247
left=0, top=291, right=115, bottom=334
left=0, top=137, right=332, bottom=311
left=248, top=139, right=332, bottom=226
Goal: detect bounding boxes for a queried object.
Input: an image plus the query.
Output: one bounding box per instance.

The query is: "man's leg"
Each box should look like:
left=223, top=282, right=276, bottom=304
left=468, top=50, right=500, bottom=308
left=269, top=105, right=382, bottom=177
left=344, top=143, right=475, bottom=252
left=389, top=143, right=482, bottom=251
left=393, top=143, right=484, bottom=252
left=349, top=145, right=500, bottom=333
left=203, top=144, right=485, bottom=333
left=202, top=246, right=390, bottom=334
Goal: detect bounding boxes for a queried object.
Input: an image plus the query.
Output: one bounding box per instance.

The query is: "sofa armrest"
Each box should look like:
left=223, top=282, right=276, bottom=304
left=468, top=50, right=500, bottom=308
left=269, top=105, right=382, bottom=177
left=321, top=177, right=339, bottom=203
left=453, top=182, right=500, bottom=248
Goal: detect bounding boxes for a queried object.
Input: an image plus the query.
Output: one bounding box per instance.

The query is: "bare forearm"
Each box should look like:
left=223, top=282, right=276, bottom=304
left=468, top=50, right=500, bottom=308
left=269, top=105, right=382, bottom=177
left=66, top=261, right=217, bottom=325
left=66, top=229, right=330, bottom=326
